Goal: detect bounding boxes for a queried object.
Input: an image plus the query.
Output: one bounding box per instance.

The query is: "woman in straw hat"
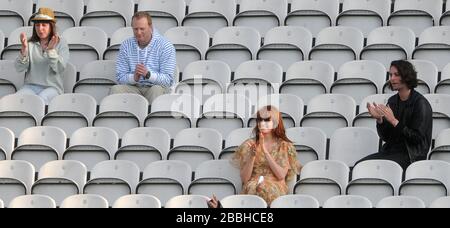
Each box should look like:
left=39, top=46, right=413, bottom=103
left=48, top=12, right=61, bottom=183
left=15, top=7, right=69, bottom=104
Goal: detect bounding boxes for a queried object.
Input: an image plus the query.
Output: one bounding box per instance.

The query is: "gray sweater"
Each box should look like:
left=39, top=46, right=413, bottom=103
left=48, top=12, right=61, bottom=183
left=15, top=37, right=70, bottom=94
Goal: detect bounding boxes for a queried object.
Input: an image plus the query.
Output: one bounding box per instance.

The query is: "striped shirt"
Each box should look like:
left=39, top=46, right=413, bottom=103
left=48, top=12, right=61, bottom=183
left=116, top=28, right=176, bottom=87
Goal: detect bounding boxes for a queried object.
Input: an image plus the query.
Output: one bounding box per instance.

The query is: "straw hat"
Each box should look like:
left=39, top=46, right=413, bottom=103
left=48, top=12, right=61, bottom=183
left=31, top=8, right=56, bottom=22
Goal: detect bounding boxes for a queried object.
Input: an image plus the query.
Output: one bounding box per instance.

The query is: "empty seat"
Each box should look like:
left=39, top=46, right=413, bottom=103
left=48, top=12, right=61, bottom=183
left=113, top=194, right=162, bottom=208
left=0, top=59, right=24, bottom=99
left=430, top=196, right=450, bottom=208
left=399, top=160, right=450, bottom=206
left=429, top=129, right=450, bottom=162
left=337, top=0, right=391, bottom=37
left=182, top=0, right=236, bottom=36
left=62, top=63, right=77, bottom=93
left=323, top=195, right=373, bottom=208
left=388, top=0, right=443, bottom=37
left=36, top=0, right=84, bottom=32
left=115, top=127, right=171, bottom=171
left=189, top=160, right=241, bottom=200
left=73, top=60, right=117, bottom=103
left=0, top=94, right=45, bottom=137
left=332, top=60, right=387, bottom=105
left=138, top=0, right=186, bottom=34
left=145, top=94, right=201, bottom=139
left=206, top=27, right=261, bottom=72
left=376, top=196, right=426, bottom=208
left=424, top=94, right=450, bottom=140
left=198, top=94, right=252, bottom=138
left=401, top=60, right=438, bottom=95
left=80, top=0, right=134, bottom=37
left=8, top=195, right=56, bottom=208
left=286, top=0, right=339, bottom=38
left=227, top=60, right=283, bottom=105
left=164, top=26, right=210, bottom=72
left=233, top=0, right=287, bottom=37
left=220, top=195, right=267, bottom=208
left=309, top=26, right=364, bottom=71
left=63, top=27, right=108, bottom=73
left=84, top=160, right=140, bottom=205
left=103, top=27, right=133, bottom=61
left=175, top=60, right=231, bottom=102
left=42, top=93, right=97, bottom=137
left=353, top=94, right=392, bottom=132
left=60, top=194, right=109, bottom=208
left=300, top=94, right=356, bottom=138
left=93, top=94, right=149, bottom=138
left=441, top=4, right=450, bottom=25
left=169, top=128, right=222, bottom=170
left=270, top=194, right=320, bottom=208
left=294, top=160, right=349, bottom=206
left=220, top=128, right=254, bottom=159
left=361, top=26, right=416, bottom=70
left=31, top=160, right=87, bottom=206
left=1, top=26, right=33, bottom=61
left=413, top=26, right=450, bottom=72
left=165, top=195, right=210, bottom=208
left=0, top=127, right=14, bottom=160
left=0, top=160, right=35, bottom=206
left=137, top=160, right=192, bottom=206
left=347, top=160, right=403, bottom=206
left=286, top=127, right=327, bottom=165
left=63, top=127, right=119, bottom=170
left=435, top=63, right=450, bottom=94
left=0, top=0, right=33, bottom=38
left=281, top=61, right=334, bottom=105
left=12, top=126, right=66, bottom=171
left=257, top=26, right=312, bottom=71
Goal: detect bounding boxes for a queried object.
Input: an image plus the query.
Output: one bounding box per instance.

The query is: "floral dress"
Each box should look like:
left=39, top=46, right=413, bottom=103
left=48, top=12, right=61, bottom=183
left=232, top=138, right=301, bottom=204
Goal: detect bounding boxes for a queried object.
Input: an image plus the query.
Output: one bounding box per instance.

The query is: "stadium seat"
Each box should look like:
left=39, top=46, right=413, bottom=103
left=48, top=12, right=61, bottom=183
left=62, top=63, right=77, bottom=93
left=346, top=160, right=403, bottom=206
left=233, top=0, right=287, bottom=38
left=0, top=127, right=13, bottom=160
left=294, top=160, right=349, bottom=206
left=31, top=160, right=87, bottom=206
left=115, top=127, right=171, bottom=171
left=165, top=195, right=210, bottom=208
left=413, top=26, right=450, bottom=72
left=441, top=4, right=450, bottom=25
left=36, top=0, right=84, bottom=32
left=361, top=26, right=416, bottom=70
left=73, top=60, right=117, bottom=103
left=309, top=26, right=364, bottom=71
left=137, top=160, right=192, bottom=206
left=0, top=94, right=45, bottom=137
left=376, top=196, right=426, bottom=208
left=0, top=30, right=4, bottom=57
left=182, top=0, right=236, bottom=36
left=63, top=27, right=108, bottom=73
left=1, top=26, right=33, bottom=61
left=300, top=94, right=357, bottom=138
left=0, top=160, right=35, bottom=206
left=0, top=0, right=33, bottom=38
left=286, top=127, right=326, bottom=165
left=332, top=60, right=387, bottom=105
left=428, top=129, right=450, bottom=162
left=399, top=160, right=450, bottom=206
left=323, top=195, right=373, bottom=208
left=388, top=0, right=443, bottom=37
left=80, top=0, right=134, bottom=38
left=103, top=27, right=133, bottom=61
left=60, top=194, right=109, bottom=208
left=83, top=160, right=140, bottom=206
left=63, top=127, right=119, bottom=170
left=337, top=0, right=391, bottom=37
left=435, top=63, right=450, bottom=94
left=8, top=195, right=56, bottom=208
left=220, top=128, right=254, bottom=159
left=424, top=94, right=450, bottom=140
left=175, top=60, right=231, bottom=102
left=113, top=194, right=162, bottom=208
left=138, top=0, right=186, bottom=35
left=42, top=93, right=97, bottom=137
left=12, top=126, right=66, bottom=171
left=197, top=94, right=252, bottom=138
left=189, top=160, right=241, bottom=200
left=286, top=0, right=339, bottom=38
left=352, top=94, right=392, bottom=132
left=281, top=61, right=334, bottom=105
left=0, top=198, right=3, bottom=208
left=257, top=26, right=312, bottom=71
left=165, top=26, right=210, bottom=72
left=406, top=60, right=439, bottom=95
left=220, top=195, right=267, bottom=208
left=0, top=60, right=25, bottom=99
left=206, top=27, right=261, bottom=72
left=430, top=196, right=450, bottom=208
left=270, top=194, right=320, bottom=208
left=144, top=94, right=201, bottom=139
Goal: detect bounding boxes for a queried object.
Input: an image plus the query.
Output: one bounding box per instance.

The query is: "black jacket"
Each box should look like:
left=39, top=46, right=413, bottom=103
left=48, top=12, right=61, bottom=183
left=377, top=89, right=433, bottom=163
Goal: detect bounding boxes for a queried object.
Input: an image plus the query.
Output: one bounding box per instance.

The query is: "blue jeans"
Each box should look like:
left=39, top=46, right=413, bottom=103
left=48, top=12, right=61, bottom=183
left=16, top=84, right=59, bottom=104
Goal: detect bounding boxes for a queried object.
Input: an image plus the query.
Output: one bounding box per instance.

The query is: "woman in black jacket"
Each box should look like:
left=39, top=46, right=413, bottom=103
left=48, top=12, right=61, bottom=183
left=359, top=60, right=433, bottom=170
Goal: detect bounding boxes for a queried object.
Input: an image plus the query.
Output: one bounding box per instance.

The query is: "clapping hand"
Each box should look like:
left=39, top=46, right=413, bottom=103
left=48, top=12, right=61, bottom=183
left=367, top=102, right=384, bottom=122
left=134, top=64, right=148, bottom=82
left=20, top=32, right=28, bottom=56
left=377, top=104, right=399, bottom=127
left=47, top=35, right=60, bottom=50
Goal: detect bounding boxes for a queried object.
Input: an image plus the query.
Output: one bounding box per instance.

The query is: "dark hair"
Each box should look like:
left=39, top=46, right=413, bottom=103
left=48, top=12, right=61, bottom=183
left=29, top=21, right=57, bottom=43
left=132, top=11, right=153, bottom=26
left=253, top=105, right=292, bottom=144
left=390, top=60, right=418, bottom=90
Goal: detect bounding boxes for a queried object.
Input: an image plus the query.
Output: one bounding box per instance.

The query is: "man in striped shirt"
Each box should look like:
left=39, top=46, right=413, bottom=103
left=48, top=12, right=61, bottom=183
left=110, top=11, right=176, bottom=103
